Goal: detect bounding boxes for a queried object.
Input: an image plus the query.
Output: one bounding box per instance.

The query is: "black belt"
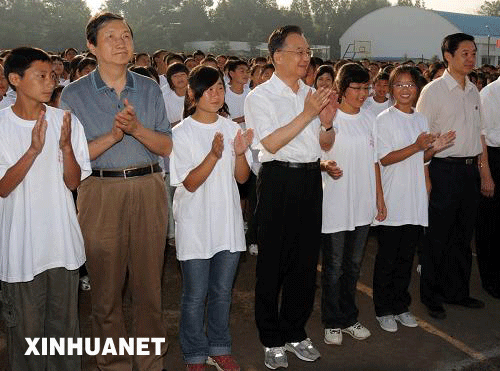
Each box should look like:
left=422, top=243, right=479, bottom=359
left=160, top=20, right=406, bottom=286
left=264, top=160, right=320, bottom=170
left=433, top=156, right=478, bottom=165
left=91, top=163, right=162, bottom=178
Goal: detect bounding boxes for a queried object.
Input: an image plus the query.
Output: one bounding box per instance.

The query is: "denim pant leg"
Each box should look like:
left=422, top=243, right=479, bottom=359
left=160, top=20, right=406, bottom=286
left=179, top=259, right=210, bottom=364
left=322, top=226, right=369, bottom=329
left=207, top=251, right=241, bottom=356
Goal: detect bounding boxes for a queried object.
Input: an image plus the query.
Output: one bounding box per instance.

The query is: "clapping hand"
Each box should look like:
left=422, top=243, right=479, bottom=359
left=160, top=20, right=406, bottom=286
left=324, top=160, right=343, bottom=179
left=115, top=99, right=140, bottom=135
left=234, top=128, right=254, bottom=156
left=210, top=132, right=224, bottom=159
left=30, top=109, right=48, bottom=155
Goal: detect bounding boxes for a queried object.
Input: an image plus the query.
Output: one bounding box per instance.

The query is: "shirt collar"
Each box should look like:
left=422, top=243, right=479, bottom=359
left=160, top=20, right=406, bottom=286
left=442, top=69, right=474, bottom=92
left=269, top=72, right=308, bottom=96
left=91, top=67, right=137, bottom=93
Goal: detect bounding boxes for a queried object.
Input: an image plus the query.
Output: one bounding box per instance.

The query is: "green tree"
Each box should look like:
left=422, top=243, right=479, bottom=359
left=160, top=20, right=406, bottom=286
left=478, top=0, right=500, bottom=16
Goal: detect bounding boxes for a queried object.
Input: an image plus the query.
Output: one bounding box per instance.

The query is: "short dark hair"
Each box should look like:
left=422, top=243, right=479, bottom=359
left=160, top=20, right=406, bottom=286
left=129, top=66, right=158, bottom=84
left=193, top=50, right=205, bottom=58
left=77, top=57, right=97, bottom=74
left=165, top=53, right=184, bottom=65
left=4, top=46, right=51, bottom=91
left=373, top=71, right=390, bottom=83
left=428, top=61, right=446, bottom=80
left=335, top=63, right=370, bottom=98
left=184, top=65, right=223, bottom=118
left=314, top=64, right=334, bottom=89
left=166, top=62, right=189, bottom=90
left=441, top=33, right=476, bottom=66
left=388, top=65, right=422, bottom=100
left=86, top=12, right=133, bottom=46
left=50, top=54, right=63, bottom=63
left=268, top=25, right=303, bottom=62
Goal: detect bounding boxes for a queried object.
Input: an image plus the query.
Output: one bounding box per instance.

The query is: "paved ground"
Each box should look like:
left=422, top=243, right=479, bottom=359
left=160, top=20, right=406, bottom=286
left=1, top=230, right=500, bottom=370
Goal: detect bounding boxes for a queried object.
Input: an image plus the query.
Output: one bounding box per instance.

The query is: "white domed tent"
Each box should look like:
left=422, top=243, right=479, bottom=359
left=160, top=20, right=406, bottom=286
left=339, top=6, right=500, bottom=65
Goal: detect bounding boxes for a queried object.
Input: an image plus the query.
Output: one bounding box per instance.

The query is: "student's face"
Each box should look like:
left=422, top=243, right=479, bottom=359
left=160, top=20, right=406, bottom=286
left=202, top=60, right=218, bottom=69
left=251, top=66, right=263, bottom=86
left=185, top=60, right=197, bottom=71
left=316, top=72, right=333, bottom=90
left=230, top=65, right=249, bottom=85
left=52, top=60, right=64, bottom=76
left=217, top=56, right=227, bottom=70
left=89, top=19, right=134, bottom=67
left=261, top=68, right=273, bottom=82
left=171, top=71, right=188, bottom=90
left=155, top=52, right=168, bottom=73
left=392, top=73, right=418, bottom=107
left=65, top=50, right=77, bottom=61
left=342, top=82, right=370, bottom=112
left=445, top=40, right=476, bottom=76
left=0, top=66, right=8, bottom=96
left=275, top=33, right=311, bottom=79
left=80, top=64, right=96, bottom=77
left=135, top=55, right=151, bottom=67
left=373, top=79, right=389, bottom=98
left=10, top=61, right=56, bottom=103
left=196, top=78, right=225, bottom=114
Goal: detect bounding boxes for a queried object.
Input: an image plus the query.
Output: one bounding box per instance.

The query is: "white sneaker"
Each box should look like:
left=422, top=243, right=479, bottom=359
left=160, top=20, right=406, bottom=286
left=264, top=346, right=288, bottom=369
left=395, top=312, right=418, bottom=328
left=324, top=328, right=342, bottom=345
left=342, top=322, right=371, bottom=340
left=248, top=244, right=258, bottom=256
left=285, top=338, right=320, bottom=362
left=376, top=315, right=398, bottom=332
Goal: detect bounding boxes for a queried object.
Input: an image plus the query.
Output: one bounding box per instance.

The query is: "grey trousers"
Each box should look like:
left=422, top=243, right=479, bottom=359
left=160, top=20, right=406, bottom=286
left=0, top=267, right=81, bottom=371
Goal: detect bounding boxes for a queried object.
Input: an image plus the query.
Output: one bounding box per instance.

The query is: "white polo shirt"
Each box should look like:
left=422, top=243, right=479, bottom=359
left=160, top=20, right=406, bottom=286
left=244, top=73, right=322, bottom=163
left=416, top=69, right=483, bottom=157
left=480, top=78, right=500, bottom=147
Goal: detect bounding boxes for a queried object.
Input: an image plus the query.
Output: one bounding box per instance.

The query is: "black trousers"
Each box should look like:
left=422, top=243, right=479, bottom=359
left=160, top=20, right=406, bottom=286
left=373, top=225, right=422, bottom=317
left=254, top=162, right=322, bottom=347
left=420, top=158, right=480, bottom=307
left=475, top=146, right=500, bottom=296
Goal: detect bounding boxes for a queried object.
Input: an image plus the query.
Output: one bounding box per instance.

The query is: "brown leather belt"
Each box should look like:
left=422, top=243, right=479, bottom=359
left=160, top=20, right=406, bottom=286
left=91, top=163, right=162, bottom=178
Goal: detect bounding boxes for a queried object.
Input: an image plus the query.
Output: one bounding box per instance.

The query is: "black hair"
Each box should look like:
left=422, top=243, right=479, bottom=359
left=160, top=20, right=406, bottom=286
left=227, top=60, right=248, bottom=81
left=441, top=33, right=476, bottom=67
left=86, top=12, right=133, bottom=46
left=48, top=85, right=64, bottom=107
left=64, top=47, right=78, bottom=57
left=335, top=63, right=370, bottom=98
left=253, top=56, right=267, bottom=65
left=4, top=46, right=51, bottom=91
left=314, top=64, right=334, bottom=89
left=310, top=57, right=324, bottom=70
left=262, top=63, right=275, bottom=74
left=428, top=61, right=446, bottom=80
left=77, top=57, right=97, bottom=74
left=184, top=65, right=224, bottom=118
left=152, top=49, right=168, bottom=66
left=166, top=62, right=189, bottom=90
left=201, top=56, right=218, bottom=67
left=193, top=50, right=205, bottom=58
left=50, top=55, right=63, bottom=63
left=165, top=53, right=184, bottom=65
left=268, top=25, right=303, bottom=62
left=129, top=66, right=158, bottom=84
left=373, top=71, right=390, bottom=83
left=388, top=65, right=422, bottom=102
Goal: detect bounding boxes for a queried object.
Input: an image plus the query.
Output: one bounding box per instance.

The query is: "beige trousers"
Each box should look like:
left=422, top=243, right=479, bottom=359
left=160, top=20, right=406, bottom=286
left=77, top=173, right=168, bottom=371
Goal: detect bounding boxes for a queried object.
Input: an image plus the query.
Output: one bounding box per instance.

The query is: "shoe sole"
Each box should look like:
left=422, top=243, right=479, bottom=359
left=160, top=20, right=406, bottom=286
left=264, top=361, right=288, bottom=370
left=341, top=329, right=371, bottom=340
left=394, top=317, right=418, bottom=328
left=284, top=344, right=319, bottom=362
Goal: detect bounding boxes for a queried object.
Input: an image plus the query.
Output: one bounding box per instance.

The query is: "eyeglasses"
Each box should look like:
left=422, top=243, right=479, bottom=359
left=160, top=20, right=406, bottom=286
left=393, top=82, right=417, bottom=89
left=279, top=49, right=313, bottom=58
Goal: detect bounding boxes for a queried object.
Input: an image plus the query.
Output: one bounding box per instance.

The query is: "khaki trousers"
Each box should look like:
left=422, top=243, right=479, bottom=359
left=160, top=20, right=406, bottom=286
left=77, top=173, right=168, bottom=371
left=1, top=267, right=81, bottom=371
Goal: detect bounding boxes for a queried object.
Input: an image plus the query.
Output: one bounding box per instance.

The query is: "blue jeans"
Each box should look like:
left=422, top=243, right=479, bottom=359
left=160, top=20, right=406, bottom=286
left=321, top=225, right=370, bottom=329
left=179, top=250, right=241, bottom=364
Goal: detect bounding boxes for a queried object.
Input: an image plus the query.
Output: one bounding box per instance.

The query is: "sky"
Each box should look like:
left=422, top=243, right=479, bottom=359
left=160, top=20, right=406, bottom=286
left=85, top=0, right=486, bottom=15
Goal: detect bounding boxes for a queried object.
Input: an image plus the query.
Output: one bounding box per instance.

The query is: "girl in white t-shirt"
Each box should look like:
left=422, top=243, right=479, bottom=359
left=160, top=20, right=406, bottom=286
left=170, top=65, right=253, bottom=371
left=372, top=66, right=454, bottom=332
left=321, top=63, right=386, bottom=346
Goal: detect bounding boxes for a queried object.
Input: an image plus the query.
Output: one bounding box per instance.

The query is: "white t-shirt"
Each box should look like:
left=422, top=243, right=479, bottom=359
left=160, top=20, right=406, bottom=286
left=170, top=115, right=252, bottom=261
left=321, top=109, right=378, bottom=233
left=363, top=96, right=391, bottom=117
left=159, top=74, right=169, bottom=89
left=225, top=85, right=250, bottom=120
left=374, top=106, right=428, bottom=226
left=0, top=88, right=16, bottom=110
left=162, top=89, right=185, bottom=125
left=0, top=105, right=92, bottom=282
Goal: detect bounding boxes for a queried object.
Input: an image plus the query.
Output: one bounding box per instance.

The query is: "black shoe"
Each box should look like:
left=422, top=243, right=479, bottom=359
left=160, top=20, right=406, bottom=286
left=426, top=304, right=446, bottom=319
left=445, top=297, right=485, bottom=308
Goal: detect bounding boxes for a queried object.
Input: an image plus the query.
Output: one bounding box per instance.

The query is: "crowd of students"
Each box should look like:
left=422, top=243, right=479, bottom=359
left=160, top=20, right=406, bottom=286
left=0, top=13, right=499, bottom=371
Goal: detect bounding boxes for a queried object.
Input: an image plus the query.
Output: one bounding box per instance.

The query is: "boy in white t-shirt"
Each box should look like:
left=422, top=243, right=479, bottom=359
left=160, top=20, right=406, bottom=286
left=225, top=59, right=250, bottom=125
left=363, top=71, right=391, bottom=117
left=0, top=47, right=91, bottom=370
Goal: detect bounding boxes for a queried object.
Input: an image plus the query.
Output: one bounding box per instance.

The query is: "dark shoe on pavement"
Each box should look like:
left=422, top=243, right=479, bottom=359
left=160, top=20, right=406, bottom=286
left=445, top=297, right=485, bottom=308
left=426, top=304, right=446, bottom=319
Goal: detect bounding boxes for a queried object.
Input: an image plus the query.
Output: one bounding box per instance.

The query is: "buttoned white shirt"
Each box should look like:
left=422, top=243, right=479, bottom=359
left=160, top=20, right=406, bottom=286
left=416, top=69, right=483, bottom=157
left=244, top=73, right=322, bottom=163
left=480, top=78, right=500, bottom=147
